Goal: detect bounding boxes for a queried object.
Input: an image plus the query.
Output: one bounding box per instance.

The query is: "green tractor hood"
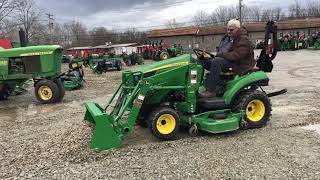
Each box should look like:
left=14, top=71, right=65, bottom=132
left=0, top=45, right=62, bottom=57
left=136, top=54, right=191, bottom=73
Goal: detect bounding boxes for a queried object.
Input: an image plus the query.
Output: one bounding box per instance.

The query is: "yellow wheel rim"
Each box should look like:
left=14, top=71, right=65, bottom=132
left=246, top=99, right=265, bottom=122
left=72, top=63, right=78, bottom=69
left=203, top=52, right=210, bottom=59
left=38, top=86, right=53, bottom=101
left=163, top=53, right=168, bottom=60
left=156, top=114, right=176, bottom=134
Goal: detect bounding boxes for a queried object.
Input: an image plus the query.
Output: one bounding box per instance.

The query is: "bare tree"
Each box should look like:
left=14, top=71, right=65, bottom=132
left=288, top=0, right=308, bottom=18
left=89, top=27, right=117, bottom=46
left=0, top=0, right=21, bottom=36
left=272, top=8, right=284, bottom=20
left=165, top=18, right=184, bottom=29
left=306, top=0, right=320, bottom=17
left=15, top=0, right=41, bottom=43
left=0, top=0, right=18, bottom=22
left=193, top=10, right=209, bottom=27
left=248, top=6, right=262, bottom=22
left=261, top=9, right=272, bottom=21
left=63, top=20, right=89, bottom=47
left=239, top=5, right=252, bottom=23
left=211, top=6, right=239, bottom=25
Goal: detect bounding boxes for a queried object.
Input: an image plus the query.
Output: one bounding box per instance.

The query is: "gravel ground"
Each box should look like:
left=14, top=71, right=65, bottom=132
left=1, top=50, right=320, bottom=179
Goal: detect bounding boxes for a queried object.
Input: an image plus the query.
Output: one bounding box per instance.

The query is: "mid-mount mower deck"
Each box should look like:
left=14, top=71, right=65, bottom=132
left=83, top=21, right=286, bottom=151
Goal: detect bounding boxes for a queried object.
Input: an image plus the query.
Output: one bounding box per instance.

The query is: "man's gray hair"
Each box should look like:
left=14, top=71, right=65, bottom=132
left=227, top=19, right=240, bottom=28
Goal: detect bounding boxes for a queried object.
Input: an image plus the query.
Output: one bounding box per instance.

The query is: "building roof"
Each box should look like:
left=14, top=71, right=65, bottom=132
left=93, top=43, right=140, bottom=49
left=148, top=18, right=320, bottom=37
left=92, top=44, right=109, bottom=49
left=107, top=43, right=139, bottom=48
left=148, top=26, right=198, bottom=38
left=66, top=46, right=92, bottom=51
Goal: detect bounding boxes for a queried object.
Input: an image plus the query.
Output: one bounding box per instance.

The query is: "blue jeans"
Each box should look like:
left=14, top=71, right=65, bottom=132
left=203, top=57, right=234, bottom=92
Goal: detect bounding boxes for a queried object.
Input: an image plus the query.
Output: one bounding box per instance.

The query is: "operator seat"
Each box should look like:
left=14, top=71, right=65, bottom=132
left=198, top=66, right=260, bottom=110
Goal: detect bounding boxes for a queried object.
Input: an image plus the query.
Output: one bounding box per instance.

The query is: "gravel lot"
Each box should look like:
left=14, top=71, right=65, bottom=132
left=1, top=50, right=320, bottom=179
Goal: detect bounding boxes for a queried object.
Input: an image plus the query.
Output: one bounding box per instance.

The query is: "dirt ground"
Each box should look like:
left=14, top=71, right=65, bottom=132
left=1, top=50, right=320, bottom=179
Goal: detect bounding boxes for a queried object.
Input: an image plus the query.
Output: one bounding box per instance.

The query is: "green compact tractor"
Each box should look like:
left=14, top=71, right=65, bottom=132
left=158, top=44, right=184, bottom=61
left=0, top=45, right=65, bottom=103
left=83, top=21, right=286, bottom=150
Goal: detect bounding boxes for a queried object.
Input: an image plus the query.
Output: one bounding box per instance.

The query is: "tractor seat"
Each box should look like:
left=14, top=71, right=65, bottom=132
left=198, top=97, right=227, bottom=109
left=221, top=66, right=260, bottom=76
left=241, top=66, right=260, bottom=75
left=220, top=67, right=234, bottom=76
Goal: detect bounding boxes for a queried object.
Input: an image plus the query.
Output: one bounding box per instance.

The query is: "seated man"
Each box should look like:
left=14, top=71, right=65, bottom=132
left=200, top=19, right=255, bottom=98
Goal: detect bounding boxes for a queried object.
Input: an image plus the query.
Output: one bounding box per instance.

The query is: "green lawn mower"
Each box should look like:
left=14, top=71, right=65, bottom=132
left=86, top=54, right=123, bottom=74
left=83, top=21, right=286, bottom=151
left=60, top=61, right=85, bottom=91
left=0, top=45, right=65, bottom=103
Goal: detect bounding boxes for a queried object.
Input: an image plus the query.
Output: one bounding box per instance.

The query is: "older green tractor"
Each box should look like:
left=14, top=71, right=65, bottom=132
left=0, top=45, right=65, bottom=103
left=83, top=21, right=286, bottom=150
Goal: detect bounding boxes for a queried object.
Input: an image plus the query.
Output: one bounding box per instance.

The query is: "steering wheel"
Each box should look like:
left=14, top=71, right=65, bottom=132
left=193, top=49, right=215, bottom=60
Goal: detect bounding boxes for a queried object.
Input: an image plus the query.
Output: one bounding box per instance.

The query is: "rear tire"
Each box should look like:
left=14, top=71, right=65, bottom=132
left=148, top=106, right=179, bottom=140
left=0, top=84, right=11, bottom=100
left=232, top=90, right=271, bottom=129
left=35, top=80, right=60, bottom=104
left=130, top=54, right=137, bottom=65
left=116, top=60, right=122, bottom=71
left=54, top=79, right=65, bottom=103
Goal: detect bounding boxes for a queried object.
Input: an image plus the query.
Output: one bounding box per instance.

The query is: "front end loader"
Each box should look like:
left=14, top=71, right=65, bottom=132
left=83, top=21, right=286, bottom=151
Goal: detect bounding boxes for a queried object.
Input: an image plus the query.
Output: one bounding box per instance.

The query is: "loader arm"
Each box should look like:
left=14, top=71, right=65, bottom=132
left=83, top=62, right=200, bottom=151
left=84, top=71, right=149, bottom=150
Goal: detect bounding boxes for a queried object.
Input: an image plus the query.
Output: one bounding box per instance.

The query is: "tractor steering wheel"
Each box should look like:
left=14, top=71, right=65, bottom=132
left=193, top=49, right=215, bottom=60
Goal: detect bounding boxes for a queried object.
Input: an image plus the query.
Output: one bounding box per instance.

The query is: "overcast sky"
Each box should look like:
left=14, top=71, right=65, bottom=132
left=37, top=0, right=296, bottom=31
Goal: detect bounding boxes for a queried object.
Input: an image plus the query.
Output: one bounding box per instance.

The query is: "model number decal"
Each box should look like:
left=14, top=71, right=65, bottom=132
left=20, top=51, right=53, bottom=56
left=0, top=61, right=8, bottom=66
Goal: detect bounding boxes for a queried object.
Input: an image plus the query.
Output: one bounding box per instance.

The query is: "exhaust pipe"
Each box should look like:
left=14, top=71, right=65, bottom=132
left=19, top=28, right=27, bottom=47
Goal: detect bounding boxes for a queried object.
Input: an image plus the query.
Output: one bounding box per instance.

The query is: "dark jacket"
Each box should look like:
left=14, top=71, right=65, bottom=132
left=216, top=27, right=255, bottom=74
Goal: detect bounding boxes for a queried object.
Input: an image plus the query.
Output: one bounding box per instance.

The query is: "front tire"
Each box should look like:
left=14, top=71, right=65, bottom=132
left=232, top=90, right=271, bottom=129
left=35, top=80, right=60, bottom=104
left=160, top=52, right=169, bottom=60
left=148, top=107, right=179, bottom=140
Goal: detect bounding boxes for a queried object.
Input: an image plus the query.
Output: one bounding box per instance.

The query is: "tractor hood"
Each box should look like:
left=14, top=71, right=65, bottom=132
left=0, top=45, right=63, bottom=58
left=137, top=54, right=192, bottom=73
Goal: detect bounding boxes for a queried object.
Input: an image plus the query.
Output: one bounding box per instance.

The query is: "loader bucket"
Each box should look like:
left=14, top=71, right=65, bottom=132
left=84, top=102, right=123, bottom=150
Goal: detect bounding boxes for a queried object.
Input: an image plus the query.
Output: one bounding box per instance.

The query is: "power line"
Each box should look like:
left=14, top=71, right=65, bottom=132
left=45, top=13, right=54, bottom=44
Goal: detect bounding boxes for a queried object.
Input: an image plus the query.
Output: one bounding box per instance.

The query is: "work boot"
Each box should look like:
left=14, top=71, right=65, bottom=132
left=199, top=91, right=216, bottom=98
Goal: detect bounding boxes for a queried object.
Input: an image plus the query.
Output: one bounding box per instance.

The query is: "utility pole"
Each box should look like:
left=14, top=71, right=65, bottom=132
left=46, top=13, right=54, bottom=44
left=239, top=0, right=243, bottom=25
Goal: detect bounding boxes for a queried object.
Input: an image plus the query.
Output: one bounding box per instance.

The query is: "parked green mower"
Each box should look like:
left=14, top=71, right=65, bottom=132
left=83, top=21, right=286, bottom=151
left=0, top=45, right=65, bottom=103
left=307, top=39, right=320, bottom=50
left=86, top=54, right=123, bottom=74
left=60, top=61, right=84, bottom=90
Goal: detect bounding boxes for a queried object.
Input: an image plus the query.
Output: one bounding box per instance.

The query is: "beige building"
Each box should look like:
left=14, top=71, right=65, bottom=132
left=148, top=18, right=320, bottom=52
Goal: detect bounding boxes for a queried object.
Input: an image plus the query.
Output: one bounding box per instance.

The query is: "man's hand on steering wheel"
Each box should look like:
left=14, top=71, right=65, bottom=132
left=193, top=49, right=215, bottom=61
